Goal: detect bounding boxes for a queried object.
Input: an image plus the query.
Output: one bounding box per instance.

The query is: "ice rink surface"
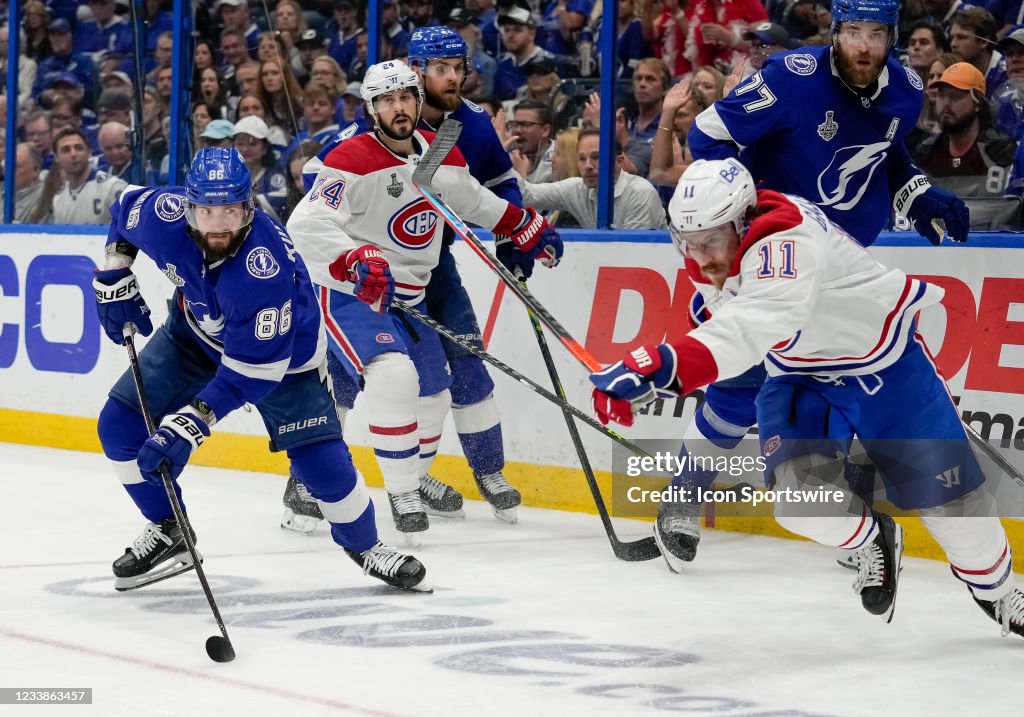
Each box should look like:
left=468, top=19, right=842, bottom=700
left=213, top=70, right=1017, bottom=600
left=2, top=442, right=1023, bottom=717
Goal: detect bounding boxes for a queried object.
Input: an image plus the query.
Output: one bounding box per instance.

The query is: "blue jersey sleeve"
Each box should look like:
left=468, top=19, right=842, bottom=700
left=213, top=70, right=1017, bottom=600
left=454, top=100, right=523, bottom=207
left=689, top=59, right=795, bottom=161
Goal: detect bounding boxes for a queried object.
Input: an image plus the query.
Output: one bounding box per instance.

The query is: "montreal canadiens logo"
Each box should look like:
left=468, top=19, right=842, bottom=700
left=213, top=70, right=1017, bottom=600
left=155, top=193, right=186, bottom=222
left=764, top=435, right=782, bottom=457
left=246, top=246, right=280, bottom=279
left=376, top=333, right=395, bottom=343
left=387, top=198, right=438, bottom=250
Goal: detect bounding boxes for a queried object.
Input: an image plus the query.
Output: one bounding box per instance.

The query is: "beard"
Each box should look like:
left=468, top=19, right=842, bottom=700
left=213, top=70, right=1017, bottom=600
left=834, top=46, right=886, bottom=87
left=378, top=112, right=417, bottom=141
left=424, top=83, right=461, bottom=112
left=192, top=227, right=248, bottom=261
left=939, top=111, right=976, bottom=135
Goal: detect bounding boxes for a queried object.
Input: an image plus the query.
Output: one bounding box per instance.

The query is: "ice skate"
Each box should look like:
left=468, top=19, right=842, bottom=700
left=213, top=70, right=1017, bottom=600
left=473, top=471, right=521, bottom=523
left=345, top=540, right=431, bottom=592
left=849, top=512, right=903, bottom=622
left=112, top=517, right=200, bottom=591
left=281, top=473, right=324, bottom=534
left=388, top=489, right=428, bottom=547
left=419, top=474, right=465, bottom=518
left=654, top=497, right=702, bottom=573
left=835, top=548, right=859, bottom=570
left=969, top=585, right=1024, bottom=638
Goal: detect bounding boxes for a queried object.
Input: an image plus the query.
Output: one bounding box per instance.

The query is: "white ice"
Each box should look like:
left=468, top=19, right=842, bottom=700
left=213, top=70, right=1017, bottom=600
left=1, top=442, right=1022, bottom=717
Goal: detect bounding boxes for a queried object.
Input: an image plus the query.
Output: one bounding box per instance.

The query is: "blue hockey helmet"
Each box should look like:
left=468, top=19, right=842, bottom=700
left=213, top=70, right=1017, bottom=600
left=831, top=0, right=899, bottom=42
left=408, top=26, right=470, bottom=70
left=184, top=147, right=255, bottom=232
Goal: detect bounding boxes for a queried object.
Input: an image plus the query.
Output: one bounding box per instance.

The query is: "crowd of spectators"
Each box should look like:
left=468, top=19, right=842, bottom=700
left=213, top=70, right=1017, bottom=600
left=2, top=0, right=1024, bottom=228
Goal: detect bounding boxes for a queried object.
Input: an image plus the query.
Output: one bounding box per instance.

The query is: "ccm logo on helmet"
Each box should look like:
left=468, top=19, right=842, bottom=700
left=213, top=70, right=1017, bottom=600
left=387, top=198, right=438, bottom=249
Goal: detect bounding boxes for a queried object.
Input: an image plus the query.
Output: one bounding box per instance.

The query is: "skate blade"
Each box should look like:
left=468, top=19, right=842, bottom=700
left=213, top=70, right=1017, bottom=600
left=654, top=525, right=690, bottom=574
left=491, top=506, right=518, bottom=524
left=423, top=506, right=466, bottom=519
left=114, top=550, right=202, bottom=592
left=883, top=523, right=905, bottom=624
left=836, top=550, right=859, bottom=571
left=281, top=508, right=322, bottom=535
left=405, top=579, right=433, bottom=593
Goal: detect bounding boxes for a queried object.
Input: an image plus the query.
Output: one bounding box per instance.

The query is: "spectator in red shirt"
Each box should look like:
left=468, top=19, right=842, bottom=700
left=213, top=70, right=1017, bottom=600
left=645, top=0, right=767, bottom=77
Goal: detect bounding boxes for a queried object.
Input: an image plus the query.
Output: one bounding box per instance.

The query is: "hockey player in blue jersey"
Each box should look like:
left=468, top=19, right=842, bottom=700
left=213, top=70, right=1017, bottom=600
left=279, top=27, right=558, bottom=532
left=591, top=159, right=1024, bottom=636
left=651, top=0, right=976, bottom=570
left=93, top=147, right=428, bottom=592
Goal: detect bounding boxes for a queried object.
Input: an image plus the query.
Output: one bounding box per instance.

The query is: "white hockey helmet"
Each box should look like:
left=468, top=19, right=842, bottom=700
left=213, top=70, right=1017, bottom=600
left=361, top=60, right=424, bottom=122
left=667, top=158, right=756, bottom=251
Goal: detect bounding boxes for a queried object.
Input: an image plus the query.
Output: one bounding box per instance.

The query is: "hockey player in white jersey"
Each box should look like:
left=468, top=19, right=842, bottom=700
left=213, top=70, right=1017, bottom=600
left=591, top=159, right=1023, bottom=637
left=287, top=60, right=561, bottom=544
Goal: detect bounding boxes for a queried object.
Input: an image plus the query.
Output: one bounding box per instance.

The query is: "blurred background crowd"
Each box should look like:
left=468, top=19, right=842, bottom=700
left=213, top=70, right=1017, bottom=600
left=1, top=0, right=1023, bottom=229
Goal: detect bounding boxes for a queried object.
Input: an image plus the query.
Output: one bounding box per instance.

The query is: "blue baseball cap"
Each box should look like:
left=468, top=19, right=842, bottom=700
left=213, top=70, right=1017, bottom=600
left=48, top=18, right=72, bottom=33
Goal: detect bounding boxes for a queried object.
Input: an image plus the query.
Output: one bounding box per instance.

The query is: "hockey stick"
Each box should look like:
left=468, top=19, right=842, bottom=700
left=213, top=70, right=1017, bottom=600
left=519, top=281, right=660, bottom=561
left=412, top=119, right=602, bottom=372
left=964, top=422, right=1024, bottom=492
left=123, top=330, right=235, bottom=663
left=393, top=300, right=651, bottom=459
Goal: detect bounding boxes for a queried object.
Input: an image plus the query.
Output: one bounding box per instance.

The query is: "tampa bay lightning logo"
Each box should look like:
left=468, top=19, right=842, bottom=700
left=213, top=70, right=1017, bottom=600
left=904, top=65, right=924, bottom=91
left=387, top=198, right=438, bottom=249
left=784, top=54, right=817, bottom=76
left=816, top=142, right=889, bottom=210
left=246, top=246, right=280, bottom=279
left=155, top=193, right=186, bottom=222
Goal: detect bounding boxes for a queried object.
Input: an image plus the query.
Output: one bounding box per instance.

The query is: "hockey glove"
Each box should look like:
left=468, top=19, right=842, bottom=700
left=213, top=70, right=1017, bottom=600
left=906, top=184, right=970, bottom=245
left=329, top=245, right=395, bottom=313
left=93, top=267, right=153, bottom=345
left=589, top=344, right=681, bottom=427
left=137, top=410, right=210, bottom=484
left=495, top=235, right=535, bottom=280
left=495, top=206, right=563, bottom=268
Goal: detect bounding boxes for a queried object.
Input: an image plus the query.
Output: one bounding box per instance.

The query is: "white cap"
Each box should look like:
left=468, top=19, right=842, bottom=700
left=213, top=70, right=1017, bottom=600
left=232, top=115, right=270, bottom=140
left=215, top=0, right=247, bottom=8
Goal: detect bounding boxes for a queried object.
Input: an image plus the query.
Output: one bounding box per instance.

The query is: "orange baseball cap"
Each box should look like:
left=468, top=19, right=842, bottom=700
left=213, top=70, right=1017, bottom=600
left=933, top=62, right=986, bottom=96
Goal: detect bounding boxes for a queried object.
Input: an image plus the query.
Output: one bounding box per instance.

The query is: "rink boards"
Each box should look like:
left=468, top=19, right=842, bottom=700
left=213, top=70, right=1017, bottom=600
left=1, top=225, right=1023, bottom=566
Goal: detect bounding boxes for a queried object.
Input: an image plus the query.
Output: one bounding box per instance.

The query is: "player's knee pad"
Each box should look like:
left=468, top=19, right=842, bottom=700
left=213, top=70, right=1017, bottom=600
left=361, top=352, right=420, bottom=410
left=449, top=355, right=494, bottom=406
left=97, top=398, right=149, bottom=461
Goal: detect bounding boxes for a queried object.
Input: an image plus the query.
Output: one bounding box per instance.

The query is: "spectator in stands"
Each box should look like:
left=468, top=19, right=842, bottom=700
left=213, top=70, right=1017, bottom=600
left=293, top=83, right=341, bottom=146
left=650, top=77, right=701, bottom=188
left=773, top=0, right=832, bottom=46
left=992, top=29, right=1024, bottom=139
left=49, top=95, right=91, bottom=139
left=232, top=115, right=289, bottom=221
left=295, top=29, right=331, bottom=75
left=949, top=6, right=1005, bottom=98
left=408, top=0, right=440, bottom=30
left=192, top=102, right=215, bottom=143
left=920, top=0, right=962, bottom=34
left=692, top=66, right=725, bottom=107
left=646, top=0, right=766, bottom=78
left=509, top=99, right=555, bottom=182
left=8, top=143, right=45, bottom=223
left=476, top=95, right=502, bottom=118
left=141, top=87, right=168, bottom=180
left=35, top=19, right=96, bottom=105
left=22, top=110, right=54, bottom=170
left=550, top=127, right=581, bottom=181
left=537, top=0, right=590, bottom=67
left=328, top=0, right=363, bottom=74
left=309, top=55, right=348, bottom=97
left=905, top=20, right=949, bottom=85
left=581, top=89, right=652, bottom=176
left=258, top=30, right=304, bottom=79
left=234, top=60, right=261, bottom=98
left=147, top=31, right=173, bottom=86
left=197, top=118, right=235, bottom=149
left=144, top=0, right=174, bottom=54
left=0, top=24, right=38, bottom=108
left=194, top=38, right=216, bottom=73
left=340, top=82, right=363, bottom=124
left=96, top=90, right=133, bottom=127
left=97, top=121, right=132, bottom=178
left=39, top=72, right=85, bottom=113
left=517, top=58, right=568, bottom=115
left=21, top=1, right=52, bottom=62
left=259, top=58, right=305, bottom=130
left=741, top=21, right=796, bottom=79
left=284, top=140, right=323, bottom=222
left=495, top=6, right=554, bottom=101
left=346, top=30, right=372, bottom=83
left=195, top=67, right=231, bottom=120
left=219, top=30, right=252, bottom=82
left=75, top=0, right=132, bottom=62
left=449, top=7, right=496, bottom=98
left=915, top=63, right=1015, bottom=198
left=621, top=57, right=668, bottom=172
left=155, top=65, right=174, bottom=115
left=908, top=51, right=963, bottom=154
left=600, top=0, right=653, bottom=80
left=274, top=0, right=309, bottom=47
left=236, top=92, right=292, bottom=150
left=100, top=70, right=134, bottom=98
left=50, top=128, right=127, bottom=225
left=384, top=0, right=412, bottom=58
left=517, top=127, right=667, bottom=228
left=218, top=0, right=261, bottom=54
left=469, top=0, right=502, bottom=58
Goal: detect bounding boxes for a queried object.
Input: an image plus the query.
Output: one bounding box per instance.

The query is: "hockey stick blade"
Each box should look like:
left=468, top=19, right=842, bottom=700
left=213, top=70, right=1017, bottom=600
left=412, top=118, right=463, bottom=190
left=123, top=330, right=236, bottom=663
left=522, top=285, right=659, bottom=561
